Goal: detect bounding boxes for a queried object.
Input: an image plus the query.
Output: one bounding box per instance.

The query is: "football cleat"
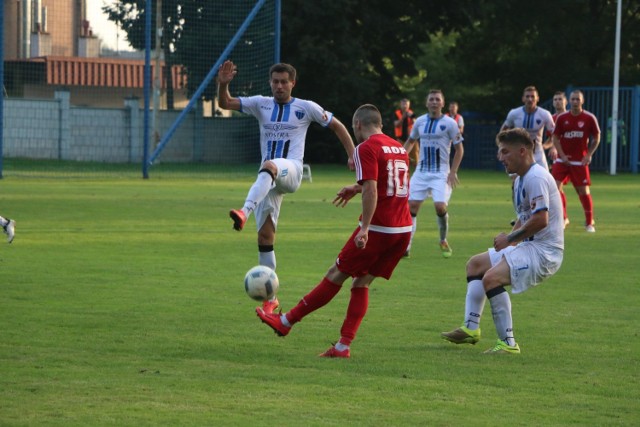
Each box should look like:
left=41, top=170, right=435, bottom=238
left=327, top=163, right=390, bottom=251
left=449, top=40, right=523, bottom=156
left=229, top=209, right=247, bottom=231
left=256, top=307, right=290, bottom=337
left=3, top=219, right=15, bottom=243
left=439, top=241, right=453, bottom=258
left=261, top=297, right=280, bottom=314
left=585, top=224, right=596, bottom=233
left=441, top=326, right=481, bottom=345
left=483, top=339, right=521, bottom=354
left=318, top=345, right=350, bottom=358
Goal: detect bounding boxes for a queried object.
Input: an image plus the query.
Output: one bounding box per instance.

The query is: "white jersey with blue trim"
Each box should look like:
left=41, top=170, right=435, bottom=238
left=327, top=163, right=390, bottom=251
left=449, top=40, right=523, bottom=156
left=503, top=106, right=555, bottom=146
left=513, top=164, right=564, bottom=250
left=410, top=113, right=462, bottom=174
left=239, top=96, right=333, bottom=165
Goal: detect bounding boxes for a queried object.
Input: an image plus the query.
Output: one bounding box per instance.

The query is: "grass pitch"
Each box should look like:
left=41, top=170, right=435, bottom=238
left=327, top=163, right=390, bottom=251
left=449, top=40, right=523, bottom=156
left=0, top=164, right=638, bottom=426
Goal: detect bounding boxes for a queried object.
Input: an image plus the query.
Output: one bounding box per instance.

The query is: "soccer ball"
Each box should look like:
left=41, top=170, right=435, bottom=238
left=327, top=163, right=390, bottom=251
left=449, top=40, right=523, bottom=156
left=244, top=265, right=279, bottom=301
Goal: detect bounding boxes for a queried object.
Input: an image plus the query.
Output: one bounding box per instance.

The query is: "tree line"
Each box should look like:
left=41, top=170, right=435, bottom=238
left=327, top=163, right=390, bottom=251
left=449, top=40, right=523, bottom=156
left=106, top=0, right=640, bottom=162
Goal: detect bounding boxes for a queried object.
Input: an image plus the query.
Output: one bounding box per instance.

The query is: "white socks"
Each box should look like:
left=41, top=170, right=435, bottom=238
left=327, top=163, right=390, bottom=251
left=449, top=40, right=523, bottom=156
left=437, top=212, right=449, bottom=242
left=407, top=215, right=417, bottom=251
left=464, top=279, right=486, bottom=331
left=243, top=171, right=274, bottom=217
left=488, top=287, right=515, bottom=346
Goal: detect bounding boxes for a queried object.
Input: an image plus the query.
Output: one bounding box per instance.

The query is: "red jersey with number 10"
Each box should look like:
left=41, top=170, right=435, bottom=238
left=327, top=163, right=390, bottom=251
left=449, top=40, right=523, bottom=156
left=553, top=110, right=600, bottom=162
left=353, top=133, right=413, bottom=231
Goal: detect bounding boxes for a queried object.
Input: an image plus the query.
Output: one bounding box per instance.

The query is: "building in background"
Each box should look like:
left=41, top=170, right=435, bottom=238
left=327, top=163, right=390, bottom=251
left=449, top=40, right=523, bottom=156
left=2, top=0, right=187, bottom=108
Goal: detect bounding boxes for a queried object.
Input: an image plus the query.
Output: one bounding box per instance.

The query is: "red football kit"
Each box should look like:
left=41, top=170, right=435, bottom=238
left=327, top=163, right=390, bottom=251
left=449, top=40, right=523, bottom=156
left=551, top=110, right=600, bottom=187
left=336, top=133, right=412, bottom=279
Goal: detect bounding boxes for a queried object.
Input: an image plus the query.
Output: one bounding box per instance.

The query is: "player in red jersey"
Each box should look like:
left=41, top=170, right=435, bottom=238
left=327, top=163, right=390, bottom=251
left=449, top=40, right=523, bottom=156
left=551, top=90, right=601, bottom=232
left=256, top=104, right=412, bottom=358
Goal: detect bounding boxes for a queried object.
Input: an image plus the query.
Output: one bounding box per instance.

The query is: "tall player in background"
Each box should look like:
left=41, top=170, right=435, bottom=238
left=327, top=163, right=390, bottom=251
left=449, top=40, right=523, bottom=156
left=256, top=104, right=412, bottom=358
left=501, top=86, right=555, bottom=169
left=217, top=60, right=356, bottom=314
left=551, top=90, right=601, bottom=232
left=403, top=90, right=463, bottom=258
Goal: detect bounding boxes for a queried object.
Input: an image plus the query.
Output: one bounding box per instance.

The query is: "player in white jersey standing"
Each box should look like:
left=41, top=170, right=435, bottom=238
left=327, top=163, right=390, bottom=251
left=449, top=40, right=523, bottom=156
left=403, top=89, right=463, bottom=258
left=217, top=60, right=356, bottom=314
left=441, top=128, right=564, bottom=354
left=501, top=86, right=555, bottom=169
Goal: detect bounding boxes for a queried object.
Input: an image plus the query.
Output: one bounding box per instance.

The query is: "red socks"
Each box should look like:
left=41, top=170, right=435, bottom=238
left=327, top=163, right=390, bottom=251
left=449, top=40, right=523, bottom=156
left=286, top=277, right=342, bottom=324
left=579, top=193, right=594, bottom=225
left=339, top=287, right=369, bottom=346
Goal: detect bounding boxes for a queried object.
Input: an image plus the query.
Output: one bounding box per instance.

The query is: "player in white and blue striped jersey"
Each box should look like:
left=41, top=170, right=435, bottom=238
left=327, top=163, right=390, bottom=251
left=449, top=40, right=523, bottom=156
left=403, top=89, right=463, bottom=258
left=217, top=60, right=355, bottom=315
left=501, top=86, right=555, bottom=169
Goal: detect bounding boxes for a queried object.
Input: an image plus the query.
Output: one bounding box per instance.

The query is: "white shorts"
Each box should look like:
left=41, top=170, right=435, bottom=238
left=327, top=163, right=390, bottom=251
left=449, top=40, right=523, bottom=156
left=408, top=172, right=451, bottom=204
left=488, top=242, right=563, bottom=294
left=253, top=158, right=303, bottom=231
left=534, top=144, right=548, bottom=169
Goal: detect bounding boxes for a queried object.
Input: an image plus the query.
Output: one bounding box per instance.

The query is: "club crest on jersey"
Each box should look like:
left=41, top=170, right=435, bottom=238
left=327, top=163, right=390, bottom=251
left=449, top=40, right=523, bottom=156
left=578, top=121, right=585, bottom=128
left=295, top=110, right=305, bottom=120
left=536, top=119, right=542, bottom=125
left=440, top=125, right=446, bottom=131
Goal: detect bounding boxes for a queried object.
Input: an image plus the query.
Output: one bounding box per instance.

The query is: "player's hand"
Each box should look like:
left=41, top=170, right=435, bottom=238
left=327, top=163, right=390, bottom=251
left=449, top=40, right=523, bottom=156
left=448, top=172, right=459, bottom=189
left=355, top=228, right=368, bottom=249
left=347, top=156, right=355, bottom=171
left=217, top=60, right=237, bottom=84
left=581, top=154, right=592, bottom=166
left=333, top=185, right=359, bottom=207
left=548, top=147, right=558, bottom=161
left=493, top=232, right=510, bottom=251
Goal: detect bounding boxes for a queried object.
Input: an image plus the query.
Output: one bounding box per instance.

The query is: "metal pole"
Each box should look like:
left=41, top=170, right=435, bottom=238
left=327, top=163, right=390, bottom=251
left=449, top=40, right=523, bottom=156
left=142, top=0, right=152, bottom=178
left=152, top=0, right=162, bottom=150
left=275, top=0, right=281, bottom=63
left=610, top=0, right=622, bottom=175
left=0, top=0, right=4, bottom=178
left=149, top=0, right=268, bottom=165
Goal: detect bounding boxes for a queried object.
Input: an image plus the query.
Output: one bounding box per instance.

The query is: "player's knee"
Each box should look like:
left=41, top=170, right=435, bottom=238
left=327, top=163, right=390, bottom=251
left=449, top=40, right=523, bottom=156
left=466, top=255, right=485, bottom=277
left=259, top=161, right=278, bottom=181
left=435, top=205, right=448, bottom=217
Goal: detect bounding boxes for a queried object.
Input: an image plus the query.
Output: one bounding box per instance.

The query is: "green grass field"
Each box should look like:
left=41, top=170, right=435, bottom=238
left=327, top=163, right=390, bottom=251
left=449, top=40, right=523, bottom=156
left=1, top=164, right=639, bottom=426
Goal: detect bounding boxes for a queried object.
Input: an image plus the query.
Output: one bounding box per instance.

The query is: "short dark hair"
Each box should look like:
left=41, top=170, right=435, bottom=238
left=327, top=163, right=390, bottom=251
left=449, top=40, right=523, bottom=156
left=496, top=128, right=534, bottom=151
left=354, top=104, right=382, bottom=127
left=269, top=63, right=297, bottom=81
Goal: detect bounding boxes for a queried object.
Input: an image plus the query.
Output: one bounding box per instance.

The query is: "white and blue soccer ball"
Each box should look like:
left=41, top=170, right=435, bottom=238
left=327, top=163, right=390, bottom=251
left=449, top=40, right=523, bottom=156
left=244, top=265, right=279, bottom=301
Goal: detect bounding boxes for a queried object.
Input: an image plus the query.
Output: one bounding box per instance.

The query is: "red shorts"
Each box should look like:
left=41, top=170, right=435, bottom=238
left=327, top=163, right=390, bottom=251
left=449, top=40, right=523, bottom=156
left=335, top=228, right=410, bottom=280
left=551, top=162, right=591, bottom=187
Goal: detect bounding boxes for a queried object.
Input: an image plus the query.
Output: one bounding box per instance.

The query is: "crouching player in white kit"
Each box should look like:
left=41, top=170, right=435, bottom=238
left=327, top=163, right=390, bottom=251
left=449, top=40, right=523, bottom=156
left=441, top=128, right=564, bottom=354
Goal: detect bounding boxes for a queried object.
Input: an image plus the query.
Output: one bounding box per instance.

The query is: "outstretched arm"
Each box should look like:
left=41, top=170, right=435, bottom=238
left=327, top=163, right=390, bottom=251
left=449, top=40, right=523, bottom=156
left=217, top=60, right=241, bottom=111
left=333, top=184, right=362, bottom=208
left=328, top=117, right=356, bottom=170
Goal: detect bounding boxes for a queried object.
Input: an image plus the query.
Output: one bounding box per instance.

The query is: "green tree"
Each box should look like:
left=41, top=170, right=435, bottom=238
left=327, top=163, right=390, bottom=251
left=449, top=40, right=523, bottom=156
left=419, top=0, right=640, bottom=117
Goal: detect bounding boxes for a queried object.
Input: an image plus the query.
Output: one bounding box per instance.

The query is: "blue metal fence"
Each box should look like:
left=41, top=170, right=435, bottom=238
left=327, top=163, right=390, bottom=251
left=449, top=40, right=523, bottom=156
left=562, top=86, right=639, bottom=173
